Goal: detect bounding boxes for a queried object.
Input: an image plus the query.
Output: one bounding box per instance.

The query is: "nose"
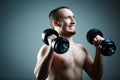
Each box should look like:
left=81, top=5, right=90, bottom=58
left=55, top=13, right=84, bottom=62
left=70, top=16, right=76, bottom=24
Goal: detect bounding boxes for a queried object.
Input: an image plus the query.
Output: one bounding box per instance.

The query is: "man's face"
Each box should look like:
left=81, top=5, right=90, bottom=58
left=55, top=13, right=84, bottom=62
left=57, top=8, right=76, bottom=36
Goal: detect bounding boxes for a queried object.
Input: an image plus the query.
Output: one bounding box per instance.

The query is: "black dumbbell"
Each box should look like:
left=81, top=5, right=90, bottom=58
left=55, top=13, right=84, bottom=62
left=86, top=28, right=116, bottom=56
left=41, top=28, right=69, bottom=54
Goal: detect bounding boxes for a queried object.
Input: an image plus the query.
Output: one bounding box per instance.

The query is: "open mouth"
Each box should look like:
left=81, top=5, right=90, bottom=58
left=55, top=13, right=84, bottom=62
left=69, top=21, right=76, bottom=27
left=69, top=24, right=75, bottom=28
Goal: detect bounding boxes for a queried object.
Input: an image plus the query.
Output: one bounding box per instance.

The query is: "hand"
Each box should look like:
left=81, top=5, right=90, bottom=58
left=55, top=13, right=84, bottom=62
left=48, top=34, right=57, bottom=46
left=93, top=35, right=105, bottom=47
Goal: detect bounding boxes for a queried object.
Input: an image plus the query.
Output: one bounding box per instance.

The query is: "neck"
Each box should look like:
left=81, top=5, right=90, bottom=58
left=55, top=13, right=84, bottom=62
left=59, top=34, right=74, bottom=44
left=55, top=28, right=75, bottom=43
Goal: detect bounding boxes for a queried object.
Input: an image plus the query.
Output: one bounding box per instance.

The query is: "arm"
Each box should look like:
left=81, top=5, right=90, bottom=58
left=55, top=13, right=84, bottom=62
left=34, top=34, right=57, bottom=80
left=34, top=45, right=53, bottom=80
left=83, top=35, right=104, bottom=80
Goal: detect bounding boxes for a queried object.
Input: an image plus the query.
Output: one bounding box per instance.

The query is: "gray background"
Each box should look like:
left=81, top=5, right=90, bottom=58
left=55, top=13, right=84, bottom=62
left=1, top=0, right=120, bottom=80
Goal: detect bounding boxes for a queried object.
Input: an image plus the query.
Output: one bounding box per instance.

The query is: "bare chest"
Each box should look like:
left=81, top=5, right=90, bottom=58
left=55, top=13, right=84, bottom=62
left=51, top=45, right=86, bottom=73
left=48, top=46, right=86, bottom=80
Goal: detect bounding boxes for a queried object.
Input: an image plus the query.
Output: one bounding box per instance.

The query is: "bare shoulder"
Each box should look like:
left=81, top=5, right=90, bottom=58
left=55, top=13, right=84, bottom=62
left=76, top=43, right=87, bottom=51
left=74, top=43, right=88, bottom=55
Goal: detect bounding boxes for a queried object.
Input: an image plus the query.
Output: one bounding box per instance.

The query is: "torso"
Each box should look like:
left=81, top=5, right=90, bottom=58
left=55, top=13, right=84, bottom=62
left=46, top=43, right=87, bottom=80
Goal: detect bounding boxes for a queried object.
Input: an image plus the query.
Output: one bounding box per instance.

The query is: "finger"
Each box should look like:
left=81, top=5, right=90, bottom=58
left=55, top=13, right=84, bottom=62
left=96, top=35, right=104, bottom=42
left=48, top=38, right=53, bottom=46
left=93, top=38, right=99, bottom=45
left=48, top=34, right=57, bottom=40
left=93, top=37, right=97, bottom=42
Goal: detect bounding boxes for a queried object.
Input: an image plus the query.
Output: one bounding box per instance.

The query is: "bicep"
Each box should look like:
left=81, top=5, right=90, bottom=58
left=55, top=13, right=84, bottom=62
left=34, top=45, right=48, bottom=75
left=37, top=45, right=48, bottom=62
left=83, top=48, right=94, bottom=75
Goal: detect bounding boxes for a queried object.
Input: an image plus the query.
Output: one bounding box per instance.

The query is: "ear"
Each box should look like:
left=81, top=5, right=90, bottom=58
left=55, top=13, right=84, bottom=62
left=52, top=20, right=59, bottom=27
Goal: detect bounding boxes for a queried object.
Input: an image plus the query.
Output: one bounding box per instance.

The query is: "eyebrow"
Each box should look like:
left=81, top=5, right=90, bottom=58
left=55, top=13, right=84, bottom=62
left=60, top=15, right=75, bottom=19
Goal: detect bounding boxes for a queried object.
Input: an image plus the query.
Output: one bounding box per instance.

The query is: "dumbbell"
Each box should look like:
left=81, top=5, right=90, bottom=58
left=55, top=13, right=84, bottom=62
left=41, top=28, right=69, bottom=54
left=86, top=28, right=116, bottom=56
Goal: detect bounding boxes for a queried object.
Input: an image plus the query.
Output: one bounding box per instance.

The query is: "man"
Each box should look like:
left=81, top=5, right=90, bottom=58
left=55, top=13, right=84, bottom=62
left=34, top=6, right=104, bottom=80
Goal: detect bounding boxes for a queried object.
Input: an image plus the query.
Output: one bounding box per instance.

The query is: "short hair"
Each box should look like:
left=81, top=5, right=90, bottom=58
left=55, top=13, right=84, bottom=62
left=49, top=6, right=69, bottom=22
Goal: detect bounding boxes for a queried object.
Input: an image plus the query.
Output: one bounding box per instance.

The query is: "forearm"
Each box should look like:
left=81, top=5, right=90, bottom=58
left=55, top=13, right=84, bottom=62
left=92, top=47, right=103, bottom=80
left=34, top=48, right=53, bottom=80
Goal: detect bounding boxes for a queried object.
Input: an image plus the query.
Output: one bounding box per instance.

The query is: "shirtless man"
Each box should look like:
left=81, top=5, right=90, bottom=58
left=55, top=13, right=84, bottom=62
left=34, top=6, right=104, bottom=80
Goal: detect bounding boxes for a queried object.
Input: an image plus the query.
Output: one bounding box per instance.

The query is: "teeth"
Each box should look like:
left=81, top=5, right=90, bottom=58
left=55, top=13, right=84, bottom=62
left=69, top=25, right=75, bottom=27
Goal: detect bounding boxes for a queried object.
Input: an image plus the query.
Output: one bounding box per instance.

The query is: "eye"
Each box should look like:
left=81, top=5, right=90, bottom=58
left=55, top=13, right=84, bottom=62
left=62, top=15, right=75, bottom=20
left=73, top=16, right=75, bottom=18
left=64, top=16, right=71, bottom=19
left=68, top=16, right=75, bottom=19
left=64, top=16, right=69, bottom=19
